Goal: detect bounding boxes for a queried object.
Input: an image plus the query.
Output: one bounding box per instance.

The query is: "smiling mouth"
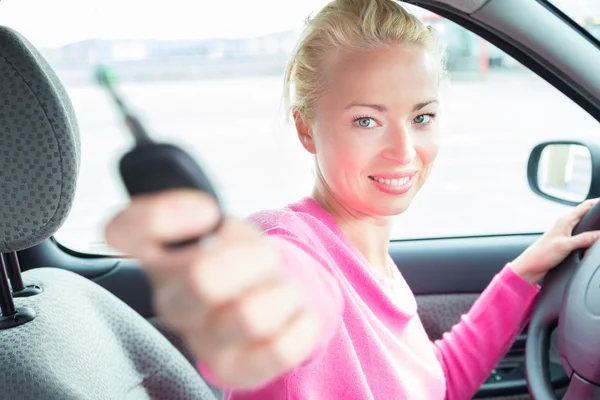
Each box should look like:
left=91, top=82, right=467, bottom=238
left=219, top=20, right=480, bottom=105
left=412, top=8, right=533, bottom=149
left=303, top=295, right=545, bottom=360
left=368, top=176, right=413, bottom=187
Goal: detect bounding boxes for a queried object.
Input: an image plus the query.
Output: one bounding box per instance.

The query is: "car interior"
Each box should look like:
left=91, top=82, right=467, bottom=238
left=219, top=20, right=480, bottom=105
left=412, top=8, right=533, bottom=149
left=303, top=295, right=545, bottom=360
left=1, top=0, right=600, bottom=399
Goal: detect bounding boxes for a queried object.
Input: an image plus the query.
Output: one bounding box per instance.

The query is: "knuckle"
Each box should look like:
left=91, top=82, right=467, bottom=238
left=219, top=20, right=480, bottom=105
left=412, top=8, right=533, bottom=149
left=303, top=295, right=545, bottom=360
left=187, top=256, right=228, bottom=304
left=237, top=289, right=282, bottom=339
left=278, top=281, right=303, bottom=314
left=265, top=244, right=282, bottom=268
left=185, top=236, right=284, bottom=304
left=582, top=232, right=597, bottom=244
left=229, top=218, right=262, bottom=237
left=236, top=300, right=261, bottom=337
left=270, top=336, right=298, bottom=371
left=255, top=240, right=282, bottom=272
left=228, top=240, right=275, bottom=270
left=187, top=265, right=215, bottom=302
left=251, top=284, right=300, bottom=338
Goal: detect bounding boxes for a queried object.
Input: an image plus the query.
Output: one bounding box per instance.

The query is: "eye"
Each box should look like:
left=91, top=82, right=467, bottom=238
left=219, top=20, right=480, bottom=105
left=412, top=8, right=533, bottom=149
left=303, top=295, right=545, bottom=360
left=354, top=117, right=378, bottom=129
left=413, top=113, right=436, bottom=125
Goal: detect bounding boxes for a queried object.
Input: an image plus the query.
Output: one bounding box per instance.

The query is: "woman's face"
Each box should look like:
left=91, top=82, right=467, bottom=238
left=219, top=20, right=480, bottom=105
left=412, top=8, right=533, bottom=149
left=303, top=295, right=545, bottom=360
left=297, top=43, right=441, bottom=217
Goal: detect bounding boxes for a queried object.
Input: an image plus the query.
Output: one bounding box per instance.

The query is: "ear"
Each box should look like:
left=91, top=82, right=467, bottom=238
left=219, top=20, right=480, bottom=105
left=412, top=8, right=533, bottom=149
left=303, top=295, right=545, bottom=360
left=294, top=110, right=316, bottom=155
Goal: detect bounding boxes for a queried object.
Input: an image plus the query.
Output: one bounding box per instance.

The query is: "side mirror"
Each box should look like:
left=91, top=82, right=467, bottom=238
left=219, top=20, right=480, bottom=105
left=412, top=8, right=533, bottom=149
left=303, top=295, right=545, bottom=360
left=527, top=140, right=600, bottom=206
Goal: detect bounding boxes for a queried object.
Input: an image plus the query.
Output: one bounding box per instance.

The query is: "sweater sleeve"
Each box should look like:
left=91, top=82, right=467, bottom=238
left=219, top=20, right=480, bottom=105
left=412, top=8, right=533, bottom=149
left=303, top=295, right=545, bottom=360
left=197, top=227, right=344, bottom=389
left=433, top=264, right=540, bottom=400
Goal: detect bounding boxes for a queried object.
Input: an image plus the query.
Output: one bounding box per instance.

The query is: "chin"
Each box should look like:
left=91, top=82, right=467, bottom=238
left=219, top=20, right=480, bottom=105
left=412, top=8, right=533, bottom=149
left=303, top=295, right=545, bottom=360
left=362, top=195, right=414, bottom=217
left=382, top=199, right=413, bottom=216
left=371, top=184, right=420, bottom=215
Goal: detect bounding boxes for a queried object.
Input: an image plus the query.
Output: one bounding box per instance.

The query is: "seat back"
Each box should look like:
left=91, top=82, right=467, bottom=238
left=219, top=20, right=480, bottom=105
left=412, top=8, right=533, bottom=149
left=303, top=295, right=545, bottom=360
left=0, top=25, right=218, bottom=400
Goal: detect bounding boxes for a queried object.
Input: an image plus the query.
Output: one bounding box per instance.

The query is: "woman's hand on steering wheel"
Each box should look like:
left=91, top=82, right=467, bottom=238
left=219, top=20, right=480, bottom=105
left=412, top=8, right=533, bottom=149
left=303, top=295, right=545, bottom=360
left=510, top=198, right=600, bottom=286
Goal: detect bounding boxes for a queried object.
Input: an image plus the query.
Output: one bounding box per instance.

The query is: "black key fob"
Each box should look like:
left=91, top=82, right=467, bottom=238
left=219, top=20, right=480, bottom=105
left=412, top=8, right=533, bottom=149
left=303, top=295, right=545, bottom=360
left=95, top=64, right=223, bottom=249
left=119, top=143, right=224, bottom=248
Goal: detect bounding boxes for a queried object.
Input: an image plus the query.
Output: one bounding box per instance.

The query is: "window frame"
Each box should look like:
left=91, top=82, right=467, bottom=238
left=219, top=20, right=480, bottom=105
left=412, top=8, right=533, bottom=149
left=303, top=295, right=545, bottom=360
left=402, top=0, right=600, bottom=123
left=540, top=0, right=600, bottom=49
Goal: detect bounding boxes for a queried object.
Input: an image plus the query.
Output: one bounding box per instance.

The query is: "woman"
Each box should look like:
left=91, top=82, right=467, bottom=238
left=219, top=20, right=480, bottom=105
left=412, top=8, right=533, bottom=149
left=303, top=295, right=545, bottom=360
left=105, top=0, right=600, bottom=398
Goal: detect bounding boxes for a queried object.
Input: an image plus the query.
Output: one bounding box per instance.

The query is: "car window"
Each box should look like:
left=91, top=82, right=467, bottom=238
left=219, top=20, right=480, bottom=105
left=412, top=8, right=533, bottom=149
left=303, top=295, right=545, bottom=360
left=1, top=1, right=598, bottom=255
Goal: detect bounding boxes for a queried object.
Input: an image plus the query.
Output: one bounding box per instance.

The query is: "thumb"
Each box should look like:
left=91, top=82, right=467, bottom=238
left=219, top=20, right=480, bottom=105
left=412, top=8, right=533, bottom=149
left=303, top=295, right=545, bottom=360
left=569, top=230, right=600, bottom=252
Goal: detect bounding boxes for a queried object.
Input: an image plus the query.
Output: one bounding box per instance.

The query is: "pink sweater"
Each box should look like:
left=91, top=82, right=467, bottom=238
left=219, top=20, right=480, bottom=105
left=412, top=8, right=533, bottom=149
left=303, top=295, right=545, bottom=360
left=199, top=197, right=540, bottom=399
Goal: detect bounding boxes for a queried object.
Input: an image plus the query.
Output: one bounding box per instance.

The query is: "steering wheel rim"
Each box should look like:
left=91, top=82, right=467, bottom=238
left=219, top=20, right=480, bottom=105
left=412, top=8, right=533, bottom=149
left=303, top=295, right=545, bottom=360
left=526, top=201, right=600, bottom=399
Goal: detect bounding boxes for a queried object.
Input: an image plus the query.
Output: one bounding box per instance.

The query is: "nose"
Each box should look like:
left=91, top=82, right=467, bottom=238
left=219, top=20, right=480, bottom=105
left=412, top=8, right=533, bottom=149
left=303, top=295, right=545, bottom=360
left=383, top=124, right=416, bottom=165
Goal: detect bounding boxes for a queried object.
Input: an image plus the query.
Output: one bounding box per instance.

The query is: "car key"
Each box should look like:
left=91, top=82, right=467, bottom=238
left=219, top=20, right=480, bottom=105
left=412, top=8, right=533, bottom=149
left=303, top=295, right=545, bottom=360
left=95, top=64, right=223, bottom=249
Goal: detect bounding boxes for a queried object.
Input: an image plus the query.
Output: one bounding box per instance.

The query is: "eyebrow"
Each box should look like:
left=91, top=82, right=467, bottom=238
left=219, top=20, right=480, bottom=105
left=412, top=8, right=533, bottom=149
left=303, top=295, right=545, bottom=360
left=413, top=100, right=438, bottom=111
left=345, top=100, right=438, bottom=112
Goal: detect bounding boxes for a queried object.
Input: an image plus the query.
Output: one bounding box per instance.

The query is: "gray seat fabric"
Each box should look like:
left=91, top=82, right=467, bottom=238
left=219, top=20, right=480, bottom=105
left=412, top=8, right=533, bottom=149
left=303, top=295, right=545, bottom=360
left=1, top=267, right=217, bottom=400
left=0, top=26, right=80, bottom=253
left=0, top=25, right=219, bottom=400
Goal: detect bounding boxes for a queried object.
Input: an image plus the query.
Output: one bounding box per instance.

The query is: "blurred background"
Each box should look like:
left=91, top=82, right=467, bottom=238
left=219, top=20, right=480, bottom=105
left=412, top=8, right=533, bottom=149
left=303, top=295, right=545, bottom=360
left=1, top=0, right=599, bottom=254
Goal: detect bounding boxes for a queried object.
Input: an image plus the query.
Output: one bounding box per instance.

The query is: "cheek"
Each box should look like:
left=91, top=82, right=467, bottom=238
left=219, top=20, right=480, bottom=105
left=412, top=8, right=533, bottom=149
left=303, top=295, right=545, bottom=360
left=315, top=130, right=377, bottom=192
left=319, top=138, right=365, bottom=182
left=415, top=134, right=440, bottom=177
left=419, top=140, right=439, bottom=165
left=316, top=124, right=362, bottom=167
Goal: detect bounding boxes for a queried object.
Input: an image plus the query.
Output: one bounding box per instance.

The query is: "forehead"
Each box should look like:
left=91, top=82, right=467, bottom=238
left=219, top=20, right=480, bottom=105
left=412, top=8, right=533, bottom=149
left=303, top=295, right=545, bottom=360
left=324, top=43, right=440, bottom=104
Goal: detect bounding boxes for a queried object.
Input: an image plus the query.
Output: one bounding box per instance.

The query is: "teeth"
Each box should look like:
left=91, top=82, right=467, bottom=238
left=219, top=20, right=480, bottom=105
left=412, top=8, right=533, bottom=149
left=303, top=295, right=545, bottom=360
left=372, top=176, right=410, bottom=186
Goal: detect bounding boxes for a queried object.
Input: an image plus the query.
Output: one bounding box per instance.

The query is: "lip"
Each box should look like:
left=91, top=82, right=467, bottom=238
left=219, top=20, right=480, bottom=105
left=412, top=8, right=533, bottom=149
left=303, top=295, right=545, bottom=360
left=368, top=172, right=417, bottom=195
left=369, top=170, right=417, bottom=180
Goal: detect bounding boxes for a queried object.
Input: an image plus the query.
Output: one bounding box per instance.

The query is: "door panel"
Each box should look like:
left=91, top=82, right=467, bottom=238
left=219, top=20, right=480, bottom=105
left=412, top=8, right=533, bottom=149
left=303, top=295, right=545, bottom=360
left=417, top=293, right=479, bottom=340
left=390, top=235, right=542, bottom=295
left=389, top=235, right=570, bottom=398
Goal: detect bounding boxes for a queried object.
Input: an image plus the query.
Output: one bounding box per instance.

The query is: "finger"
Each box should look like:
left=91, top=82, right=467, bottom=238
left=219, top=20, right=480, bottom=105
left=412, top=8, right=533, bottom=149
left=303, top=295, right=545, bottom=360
left=568, top=198, right=599, bottom=225
left=189, top=232, right=282, bottom=305
left=204, top=278, right=304, bottom=348
left=213, top=215, right=265, bottom=243
left=104, top=190, right=220, bottom=257
left=554, top=199, right=599, bottom=235
left=569, top=230, right=600, bottom=251
left=145, top=216, right=262, bottom=276
left=132, top=217, right=245, bottom=280
left=152, top=273, right=210, bottom=332
left=148, top=218, right=277, bottom=328
left=207, top=310, right=320, bottom=389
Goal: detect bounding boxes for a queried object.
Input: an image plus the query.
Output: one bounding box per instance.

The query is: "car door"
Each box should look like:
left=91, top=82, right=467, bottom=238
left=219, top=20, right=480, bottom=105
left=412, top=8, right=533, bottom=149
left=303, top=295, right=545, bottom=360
left=5, top=0, right=600, bottom=399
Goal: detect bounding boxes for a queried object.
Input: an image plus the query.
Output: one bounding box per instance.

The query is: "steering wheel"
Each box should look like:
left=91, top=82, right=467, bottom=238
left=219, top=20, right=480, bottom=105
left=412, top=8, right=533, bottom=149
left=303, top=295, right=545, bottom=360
left=526, top=201, right=600, bottom=399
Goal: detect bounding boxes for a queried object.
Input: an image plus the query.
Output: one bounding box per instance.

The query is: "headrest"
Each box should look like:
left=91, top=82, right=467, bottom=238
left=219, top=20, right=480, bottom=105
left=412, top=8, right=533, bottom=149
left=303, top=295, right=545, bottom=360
left=0, top=26, right=80, bottom=252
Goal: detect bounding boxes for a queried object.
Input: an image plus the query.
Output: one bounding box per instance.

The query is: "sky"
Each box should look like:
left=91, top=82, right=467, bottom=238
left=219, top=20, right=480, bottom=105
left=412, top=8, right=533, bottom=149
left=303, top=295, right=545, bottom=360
left=0, top=0, right=332, bottom=47
left=0, top=0, right=597, bottom=48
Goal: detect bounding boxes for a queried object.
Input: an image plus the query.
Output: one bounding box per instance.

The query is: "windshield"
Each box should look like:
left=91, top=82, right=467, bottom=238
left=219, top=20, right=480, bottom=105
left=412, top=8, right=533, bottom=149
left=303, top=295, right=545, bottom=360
left=550, top=0, right=600, bottom=40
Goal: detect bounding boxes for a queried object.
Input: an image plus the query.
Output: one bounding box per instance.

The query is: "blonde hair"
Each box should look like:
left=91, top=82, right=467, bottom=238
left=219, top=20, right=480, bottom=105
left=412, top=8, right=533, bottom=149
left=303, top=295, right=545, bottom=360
left=284, top=0, right=445, bottom=122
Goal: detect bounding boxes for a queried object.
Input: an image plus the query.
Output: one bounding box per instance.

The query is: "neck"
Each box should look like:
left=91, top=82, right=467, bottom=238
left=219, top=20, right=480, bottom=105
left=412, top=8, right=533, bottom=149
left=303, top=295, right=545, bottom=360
left=312, top=179, right=393, bottom=277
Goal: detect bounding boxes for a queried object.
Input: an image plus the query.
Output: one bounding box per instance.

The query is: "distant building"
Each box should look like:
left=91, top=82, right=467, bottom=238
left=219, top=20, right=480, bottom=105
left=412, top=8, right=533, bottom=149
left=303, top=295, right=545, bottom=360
left=110, top=41, right=149, bottom=61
